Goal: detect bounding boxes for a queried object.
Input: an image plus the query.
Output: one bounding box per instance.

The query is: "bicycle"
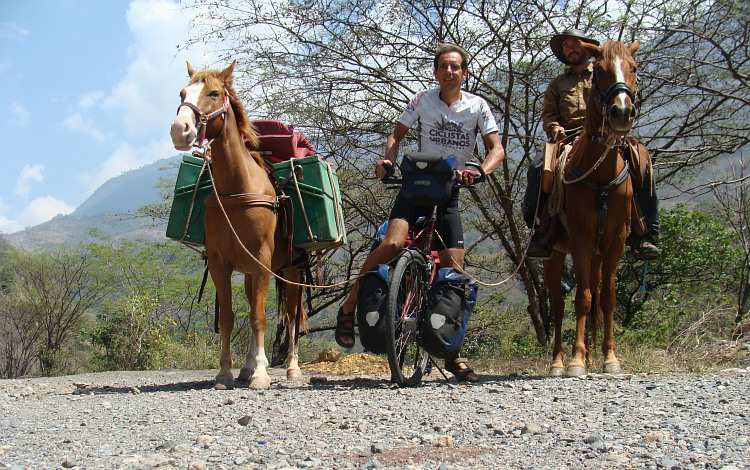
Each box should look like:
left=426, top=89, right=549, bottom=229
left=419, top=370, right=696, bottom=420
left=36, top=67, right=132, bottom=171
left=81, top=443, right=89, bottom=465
left=380, top=152, right=484, bottom=387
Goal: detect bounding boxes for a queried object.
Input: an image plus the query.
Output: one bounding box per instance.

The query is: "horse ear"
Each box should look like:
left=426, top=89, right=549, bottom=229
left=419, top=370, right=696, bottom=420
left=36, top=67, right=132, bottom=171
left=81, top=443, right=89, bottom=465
left=581, top=42, right=602, bottom=59
left=220, top=60, right=236, bottom=84
left=187, top=61, right=197, bottom=78
left=629, top=40, right=641, bottom=56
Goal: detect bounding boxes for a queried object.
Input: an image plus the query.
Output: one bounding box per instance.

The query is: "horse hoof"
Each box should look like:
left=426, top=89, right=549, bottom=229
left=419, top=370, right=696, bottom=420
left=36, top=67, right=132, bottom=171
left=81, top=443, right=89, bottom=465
left=287, top=368, right=302, bottom=379
left=566, top=366, right=586, bottom=377
left=603, top=363, right=622, bottom=374
left=249, top=376, right=271, bottom=390
left=214, top=377, right=234, bottom=390
left=238, top=368, right=253, bottom=381
left=549, top=367, right=564, bottom=377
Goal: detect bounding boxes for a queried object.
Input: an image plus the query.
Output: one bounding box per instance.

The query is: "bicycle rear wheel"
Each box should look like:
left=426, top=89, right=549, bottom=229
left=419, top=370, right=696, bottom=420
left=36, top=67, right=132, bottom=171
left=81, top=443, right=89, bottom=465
left=385, top=250, right=431, bottom=387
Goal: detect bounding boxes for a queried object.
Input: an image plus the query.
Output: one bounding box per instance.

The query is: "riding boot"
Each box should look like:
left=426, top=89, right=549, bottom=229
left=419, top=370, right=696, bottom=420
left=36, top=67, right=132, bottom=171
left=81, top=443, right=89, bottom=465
left=523, top=156, right=552, bottom=259
left=633, top=167, right=660, bottom=260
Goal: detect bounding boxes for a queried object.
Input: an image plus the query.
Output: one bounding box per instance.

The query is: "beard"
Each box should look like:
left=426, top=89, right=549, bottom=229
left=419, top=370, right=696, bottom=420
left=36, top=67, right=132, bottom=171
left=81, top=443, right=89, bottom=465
left=567, top=51, right=588, bottom=66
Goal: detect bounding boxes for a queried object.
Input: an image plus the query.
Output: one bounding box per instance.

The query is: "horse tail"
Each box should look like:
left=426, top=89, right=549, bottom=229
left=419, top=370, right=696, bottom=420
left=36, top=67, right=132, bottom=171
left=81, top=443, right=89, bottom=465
left=276, top=269, right=308, bottom=334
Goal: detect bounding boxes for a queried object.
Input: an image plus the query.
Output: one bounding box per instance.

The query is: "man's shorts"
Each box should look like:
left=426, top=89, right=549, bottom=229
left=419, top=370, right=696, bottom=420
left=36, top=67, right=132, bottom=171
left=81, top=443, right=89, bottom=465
left=388, top=187, right=463, bottom=250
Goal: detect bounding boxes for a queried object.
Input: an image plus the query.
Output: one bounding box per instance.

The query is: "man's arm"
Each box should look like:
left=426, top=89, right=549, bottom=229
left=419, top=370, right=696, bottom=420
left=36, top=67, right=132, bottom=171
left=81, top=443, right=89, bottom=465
left=456, top=131, right=505, bottom=184
left=481, top=131, right=505, bottom=175
left=541, top=84, right=566, bottom=141
left=379, top=122, right=410, bottom=178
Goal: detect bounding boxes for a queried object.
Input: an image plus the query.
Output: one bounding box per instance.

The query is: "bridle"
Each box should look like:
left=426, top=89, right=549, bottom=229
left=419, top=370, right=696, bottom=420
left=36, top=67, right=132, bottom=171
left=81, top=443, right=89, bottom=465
left=176, top=91, right=230, bottom=150
left=590, top=63, right=638, bottom=142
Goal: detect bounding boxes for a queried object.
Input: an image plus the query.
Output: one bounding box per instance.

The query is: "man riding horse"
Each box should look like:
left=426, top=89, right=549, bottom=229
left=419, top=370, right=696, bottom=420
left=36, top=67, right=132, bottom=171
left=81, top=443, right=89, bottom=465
left=523, top=29, right=660, bottom=261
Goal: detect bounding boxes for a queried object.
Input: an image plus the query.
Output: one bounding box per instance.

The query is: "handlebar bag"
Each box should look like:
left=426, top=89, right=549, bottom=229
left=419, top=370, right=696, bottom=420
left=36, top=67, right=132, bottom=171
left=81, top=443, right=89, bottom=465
left=420, top=268, right=478, bottom=359
left=356, top=264, right=392, bottom=354
left=400, top=152, right=457, bottom=206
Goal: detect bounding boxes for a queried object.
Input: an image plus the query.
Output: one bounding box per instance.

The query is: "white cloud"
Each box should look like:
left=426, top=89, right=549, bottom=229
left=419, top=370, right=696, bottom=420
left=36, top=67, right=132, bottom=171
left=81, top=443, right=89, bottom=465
left=78, top=91, right=105, bottom=108
left=15, top=163, right=44, bottom=198
left=103, top=0, right=209, bottom=139
left=0, top=215, right=21, bottom=234
left=16, top=197, right=75, bottom=228
left=63, top=112, right=110, bottom=144
left=11, top=103, right=29, bottom=126
left=0, top=23, right=28, bottom=41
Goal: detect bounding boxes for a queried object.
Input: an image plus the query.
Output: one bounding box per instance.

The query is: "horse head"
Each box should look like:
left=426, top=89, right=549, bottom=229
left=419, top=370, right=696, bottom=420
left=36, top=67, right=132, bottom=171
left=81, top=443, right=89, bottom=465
left=170, top=61, right=258, bottom=151
left=582, top=40, right=641, bottom=136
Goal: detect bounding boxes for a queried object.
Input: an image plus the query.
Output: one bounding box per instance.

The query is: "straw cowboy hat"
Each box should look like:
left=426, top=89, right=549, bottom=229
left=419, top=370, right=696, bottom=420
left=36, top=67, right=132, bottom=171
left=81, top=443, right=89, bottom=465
left=550, top=29, right=600, bottom=65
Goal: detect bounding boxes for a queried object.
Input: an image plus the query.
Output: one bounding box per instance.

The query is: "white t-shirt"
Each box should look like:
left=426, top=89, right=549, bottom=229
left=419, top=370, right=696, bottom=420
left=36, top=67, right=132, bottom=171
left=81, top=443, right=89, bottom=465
left=398, top=88, right=499, bottom=168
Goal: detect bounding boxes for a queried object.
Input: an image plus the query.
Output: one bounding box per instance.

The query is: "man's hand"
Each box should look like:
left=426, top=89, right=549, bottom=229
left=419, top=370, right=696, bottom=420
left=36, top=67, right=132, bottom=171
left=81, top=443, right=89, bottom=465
left=553, top=126, right=567, bottom=141
left=456, top=169, right=479, bottom=185
left=375, top=159, right=394, bottom=179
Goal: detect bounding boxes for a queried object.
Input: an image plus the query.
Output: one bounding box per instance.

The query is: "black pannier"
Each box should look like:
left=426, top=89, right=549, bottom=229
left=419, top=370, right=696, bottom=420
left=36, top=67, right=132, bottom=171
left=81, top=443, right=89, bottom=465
left=420, top=268, right=478, bottom=358
left=356, top=264, right=392, bottom=354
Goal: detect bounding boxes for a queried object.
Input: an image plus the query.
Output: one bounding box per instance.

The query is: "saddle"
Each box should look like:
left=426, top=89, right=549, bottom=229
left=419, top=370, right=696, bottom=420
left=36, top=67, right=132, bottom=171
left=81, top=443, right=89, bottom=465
left=540, top=134, right=652, bottom=246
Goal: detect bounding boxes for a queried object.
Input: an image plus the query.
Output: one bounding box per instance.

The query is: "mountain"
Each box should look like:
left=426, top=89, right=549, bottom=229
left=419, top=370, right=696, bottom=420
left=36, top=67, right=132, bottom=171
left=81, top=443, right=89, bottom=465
left=6, top=156, right=183, bottom=249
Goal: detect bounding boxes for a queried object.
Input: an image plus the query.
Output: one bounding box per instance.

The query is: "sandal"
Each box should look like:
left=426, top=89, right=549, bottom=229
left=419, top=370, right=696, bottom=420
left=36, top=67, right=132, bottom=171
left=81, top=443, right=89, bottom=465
left=445, top=357, right=480, bottom=383
left=334, top=306, right=355, bottom=349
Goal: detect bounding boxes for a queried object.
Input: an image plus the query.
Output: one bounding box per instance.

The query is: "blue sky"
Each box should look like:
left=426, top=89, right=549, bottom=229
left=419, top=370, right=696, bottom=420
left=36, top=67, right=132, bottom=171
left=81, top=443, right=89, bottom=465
left=0, top=0, right=209, bottom=234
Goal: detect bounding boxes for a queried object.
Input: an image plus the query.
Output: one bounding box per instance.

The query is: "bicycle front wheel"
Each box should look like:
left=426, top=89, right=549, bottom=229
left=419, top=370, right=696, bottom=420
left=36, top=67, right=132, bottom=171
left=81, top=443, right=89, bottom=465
left=385, top=250, right=431, bottom=387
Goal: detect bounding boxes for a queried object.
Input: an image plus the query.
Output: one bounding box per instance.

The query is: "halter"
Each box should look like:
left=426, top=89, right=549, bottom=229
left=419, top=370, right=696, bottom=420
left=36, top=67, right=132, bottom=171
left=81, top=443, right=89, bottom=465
left=176, top=92, right=230, bottom=150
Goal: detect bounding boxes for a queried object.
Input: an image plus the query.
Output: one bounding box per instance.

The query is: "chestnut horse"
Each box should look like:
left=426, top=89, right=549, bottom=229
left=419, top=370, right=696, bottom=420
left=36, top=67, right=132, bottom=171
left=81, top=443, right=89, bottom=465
left=170, top=61, right=305, bottom=389
left=545, top=40, right=641, bottom=377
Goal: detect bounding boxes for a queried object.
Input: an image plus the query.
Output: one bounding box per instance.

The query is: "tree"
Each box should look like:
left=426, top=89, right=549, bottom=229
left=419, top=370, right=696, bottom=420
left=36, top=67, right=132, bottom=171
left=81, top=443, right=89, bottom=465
left=183, top=0, right=750, bottom=346
left=9, top=246, right=107, bottom=375
left=616, top=204, right=740, bottom=343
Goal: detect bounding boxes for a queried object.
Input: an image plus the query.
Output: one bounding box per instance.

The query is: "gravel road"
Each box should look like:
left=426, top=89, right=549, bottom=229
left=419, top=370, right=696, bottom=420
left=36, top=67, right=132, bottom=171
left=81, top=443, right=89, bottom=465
left=1, top=366, right=748, bottom=469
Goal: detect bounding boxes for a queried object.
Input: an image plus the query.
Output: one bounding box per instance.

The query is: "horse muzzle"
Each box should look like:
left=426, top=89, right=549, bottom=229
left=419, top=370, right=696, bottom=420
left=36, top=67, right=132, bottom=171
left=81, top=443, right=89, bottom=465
left=604, top=82, right=637, bottom=135
left=171, top=116, right=197, bottom=151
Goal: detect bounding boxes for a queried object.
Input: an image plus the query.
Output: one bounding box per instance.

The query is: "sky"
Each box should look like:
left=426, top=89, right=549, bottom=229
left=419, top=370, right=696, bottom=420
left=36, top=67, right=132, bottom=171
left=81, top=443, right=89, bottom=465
left=0, top=0, right=210, bottom=234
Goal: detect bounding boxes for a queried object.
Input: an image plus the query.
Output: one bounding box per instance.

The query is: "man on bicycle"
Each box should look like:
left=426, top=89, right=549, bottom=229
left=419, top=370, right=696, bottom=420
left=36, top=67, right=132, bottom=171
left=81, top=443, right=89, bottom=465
left=336, top=43, right=505, bottom=382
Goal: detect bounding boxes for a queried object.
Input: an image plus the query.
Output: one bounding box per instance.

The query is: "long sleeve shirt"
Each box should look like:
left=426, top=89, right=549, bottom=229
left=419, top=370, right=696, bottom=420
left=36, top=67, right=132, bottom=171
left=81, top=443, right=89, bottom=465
left=541, top=63, right=593, bottom=140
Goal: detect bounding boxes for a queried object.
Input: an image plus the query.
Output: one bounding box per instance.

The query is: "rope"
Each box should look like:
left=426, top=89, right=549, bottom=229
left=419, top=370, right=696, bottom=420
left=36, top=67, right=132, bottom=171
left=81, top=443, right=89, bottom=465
left=287, top=160, right=316, bottom=243
left=326, top=162, right=346, bottom=244
left=177, top=158, right=209, bottom=257
left=432, top=231, right=523, bottom=288
left=562, top=139, right=613, bottom=185
left=547, top=143, right=572, bottom=217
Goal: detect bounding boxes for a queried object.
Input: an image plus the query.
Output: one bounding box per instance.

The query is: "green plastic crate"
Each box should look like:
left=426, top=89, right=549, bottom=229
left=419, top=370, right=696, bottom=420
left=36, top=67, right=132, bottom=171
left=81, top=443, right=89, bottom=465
left=166, top=155, right=212, bottom=245
left=272, top=156, right=347, bottom=251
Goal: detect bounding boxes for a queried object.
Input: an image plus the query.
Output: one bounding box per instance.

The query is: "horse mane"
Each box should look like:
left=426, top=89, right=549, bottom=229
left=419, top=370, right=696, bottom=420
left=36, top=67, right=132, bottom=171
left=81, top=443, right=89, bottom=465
left=188, top=69, right=262, bottom=166
left=600, top=40, right=636, bottom=69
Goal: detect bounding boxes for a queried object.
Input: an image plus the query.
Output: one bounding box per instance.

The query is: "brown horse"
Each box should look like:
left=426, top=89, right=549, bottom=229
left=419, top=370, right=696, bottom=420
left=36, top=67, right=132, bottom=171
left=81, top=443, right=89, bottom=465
left=170, top=61, right=305, bottom=389
left=545, top=40, right=641, bottom=377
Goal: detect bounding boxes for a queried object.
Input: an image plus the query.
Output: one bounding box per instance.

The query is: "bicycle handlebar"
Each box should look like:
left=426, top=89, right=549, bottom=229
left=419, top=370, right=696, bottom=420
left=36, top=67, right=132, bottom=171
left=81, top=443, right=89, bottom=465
left=380, top=160, right=486, bottom=187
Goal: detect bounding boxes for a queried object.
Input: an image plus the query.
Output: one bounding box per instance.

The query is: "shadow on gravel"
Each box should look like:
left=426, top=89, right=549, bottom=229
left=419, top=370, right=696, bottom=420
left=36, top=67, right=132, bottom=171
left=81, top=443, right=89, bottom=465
left=73, top=380, right=216, bottom=395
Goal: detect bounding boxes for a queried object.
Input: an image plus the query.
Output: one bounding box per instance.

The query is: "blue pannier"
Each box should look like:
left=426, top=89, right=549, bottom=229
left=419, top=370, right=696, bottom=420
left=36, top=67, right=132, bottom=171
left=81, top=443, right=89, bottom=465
left=399, top=152, right=457, bottom=206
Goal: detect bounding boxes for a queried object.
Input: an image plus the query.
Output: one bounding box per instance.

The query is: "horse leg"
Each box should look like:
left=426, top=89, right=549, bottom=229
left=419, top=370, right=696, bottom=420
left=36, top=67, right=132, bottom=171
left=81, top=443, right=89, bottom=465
left=567, top=252, right=592, bottom=377
left=586, top=256, right=603, bottom=368
left=246, top=271, right=272, bottom=390
left=238, top=274, right=255, bottom=382
left=600, top=251, right=623, bottom=373
left=212, top=267, right=236, bottom=389
left=544, top=252, right=566, bottom=377
left=283, top=267, right=304, bottom=379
